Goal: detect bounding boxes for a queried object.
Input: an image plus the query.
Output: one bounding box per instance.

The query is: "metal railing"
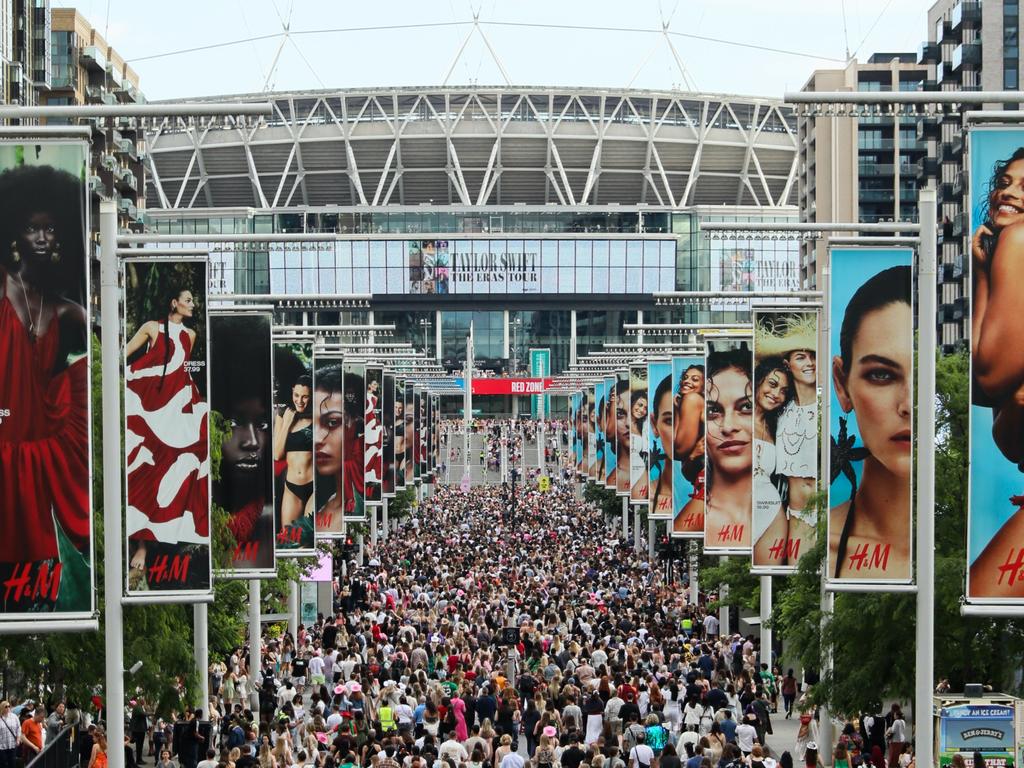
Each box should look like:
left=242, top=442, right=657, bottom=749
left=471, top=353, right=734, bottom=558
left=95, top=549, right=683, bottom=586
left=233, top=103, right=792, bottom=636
left=27, top=725, right=78, bottom=768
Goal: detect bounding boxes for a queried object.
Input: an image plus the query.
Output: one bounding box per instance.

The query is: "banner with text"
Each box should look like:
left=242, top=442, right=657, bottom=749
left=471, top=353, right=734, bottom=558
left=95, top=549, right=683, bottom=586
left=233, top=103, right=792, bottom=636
left=671, top=356, right=706, bottom=539
left=629, top=367, right=648, bottom=504
left=827, top=248, right=913, bottom=586
left=0, top=141, right=94, bottom=618
left=702, top=335, right=753, bottom=555
left=211, top=312, right=276, bottom=577
left=125, top=258, right=212, bottom=596
left=647, top=360, right=673, bottom=519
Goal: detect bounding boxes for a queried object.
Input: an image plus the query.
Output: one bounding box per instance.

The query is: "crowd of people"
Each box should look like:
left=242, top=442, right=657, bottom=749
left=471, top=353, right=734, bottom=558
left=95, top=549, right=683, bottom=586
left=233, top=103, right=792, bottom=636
left=4, top=444, right=920, bottom=768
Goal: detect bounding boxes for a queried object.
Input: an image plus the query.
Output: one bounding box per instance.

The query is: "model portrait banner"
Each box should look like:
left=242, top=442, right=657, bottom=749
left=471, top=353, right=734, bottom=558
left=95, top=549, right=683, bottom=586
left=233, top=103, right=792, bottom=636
left=575, top=390, right=587, bottom=477
left=0, top=141, right=94, bottom=618
left=702, top=335, right=754, bottom=555
left=403, top=381, right=415, bottom=488
left=628, top=367, right=648, bottom=504
left=124, top=257, right=212, bottom=596
left=394, top=377, right=407, bottom=491
left=382, top=373, right=397, bottom=497
left=604, top=376, right=617, bottom=490
left=343, top=362, right=367, bottom=521
left=272, top=340, right=315, bottom=555
left=827, top=247, right=913, bottom=586
left=671, top=356, right=706, bottom=539
left=647, top=360, right=673, bottom=519
left=966, top=128, right=1024, bottom=602
left=416, top=388, right=427, bottom=480
left=432, top=394, right=441, bottom=474
left=312, top=354, right=344, bottom=537
left=210, top=312, right=276, bottom=576
left=587, top=386, right=597, bottom=481
left=364, top=365, right=383, bottom=504
left=613, top=370, right=631, bottom=496
left=751, top=308, right=819, bottom=574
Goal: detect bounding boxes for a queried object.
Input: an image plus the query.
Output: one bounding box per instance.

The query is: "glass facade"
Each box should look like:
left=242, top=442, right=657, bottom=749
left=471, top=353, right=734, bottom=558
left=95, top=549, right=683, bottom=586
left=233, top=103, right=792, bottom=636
left=509, top=310, right=571, bottom=376
left=441, top=311, right=504, bottom=370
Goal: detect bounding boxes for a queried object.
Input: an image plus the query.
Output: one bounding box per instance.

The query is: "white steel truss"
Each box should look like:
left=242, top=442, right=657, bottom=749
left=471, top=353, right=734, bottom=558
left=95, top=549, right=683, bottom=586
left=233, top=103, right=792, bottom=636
left=146, top=86, right=799, bottom=210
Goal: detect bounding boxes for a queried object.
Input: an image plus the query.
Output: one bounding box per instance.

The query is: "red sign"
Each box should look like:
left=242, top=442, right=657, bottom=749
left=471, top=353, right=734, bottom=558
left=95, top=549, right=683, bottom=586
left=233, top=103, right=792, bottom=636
left=470, top=378, right=553, bottom=395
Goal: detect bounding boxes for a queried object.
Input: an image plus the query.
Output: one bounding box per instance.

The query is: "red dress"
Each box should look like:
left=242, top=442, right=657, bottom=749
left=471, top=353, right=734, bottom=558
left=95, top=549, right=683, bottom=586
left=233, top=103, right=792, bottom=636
left=125, top=321, right=209, bottom=544
left=0, top=295, right=89, bottom=562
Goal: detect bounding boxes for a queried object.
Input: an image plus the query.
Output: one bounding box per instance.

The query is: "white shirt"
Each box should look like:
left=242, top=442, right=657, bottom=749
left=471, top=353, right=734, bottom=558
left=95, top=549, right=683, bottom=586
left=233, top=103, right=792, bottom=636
left=499, top=753, right=526, bottom=768
left=889, top=718, right=907, bottom=742
left=735, top=723, right=757, bottom=753
left=439, top=740, right=468, bottom=764
left=629, top=745, right=654, bottom=768
left=703, top=614, right=720, bottom=636
left=308, top=657, right=324, bottom=677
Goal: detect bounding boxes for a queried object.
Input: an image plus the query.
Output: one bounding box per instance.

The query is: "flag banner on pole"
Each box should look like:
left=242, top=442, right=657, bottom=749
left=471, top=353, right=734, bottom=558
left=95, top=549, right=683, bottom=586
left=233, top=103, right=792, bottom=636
left=604, top=376, right=616, bottom=490
left=647, top=360, right=673, bottom=519
left=628, top=368, right=648, bottom=504
left=404, top=381, right=415, bottom=487
left=573, top=391, right=586, bottom=478
left=702, top=335, right=754, bottom=555
left=413, top=386, right=423, bottom=483
left=312, top=355, right=345, bottom=536
left=0, top=141, right=94, bottom=618
left=966, top=128, right=1024, bottom=602
left=272, top=340, right=315, bottom=555
left=364, top=365, right=383, bottom=504
left=418, top=389, right=428, bottom=479
left=614, top=370, right=631, bottom=496
left=751, top=308, right=820, bottom=574
left=124, top=257, right=212, bottom=596
left=342, top=362, right=367, bottom=521
left=394, top=377, right=407, bottom=491
left=210, top=312, right=276, bottom=576
left=432, top=394, right=441, bottom=474
left=587, top=386, right=598, bottom=481
left=827, top=247, right=913, bottom=586
left=671, top=356, right=706, bottom=539
left=382, top=374, right=396, bottom=497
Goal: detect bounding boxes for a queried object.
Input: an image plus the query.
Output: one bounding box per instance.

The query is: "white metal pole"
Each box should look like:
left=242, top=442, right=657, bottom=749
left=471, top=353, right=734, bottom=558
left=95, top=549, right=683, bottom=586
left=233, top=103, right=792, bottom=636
left=621, top=496, right=629, bottom=540
left=288, top=581, right=300, bottom=642
left=633, top=506, right=642, bottom=552
left=688, top=544, right=698, bottom=606
left=357, top=533, right=365, bottom=566
left=100, top=201, right=126, bottom=768
left=194, top=605, right=209, bottom=712
left=719, top=557, right=730, bottom=637
left=915, top=188, right=936, bottom=768
left=382, top=498, right=389, bottom=540
left=647, top=517, right=656, bottom=559
left=248, top=579, right=261, bottom=710
left=759, top=576, right=772, bottom=670
left=370, top=507, right=378, bottom=548
left=819, top=226, right=834, bottom=764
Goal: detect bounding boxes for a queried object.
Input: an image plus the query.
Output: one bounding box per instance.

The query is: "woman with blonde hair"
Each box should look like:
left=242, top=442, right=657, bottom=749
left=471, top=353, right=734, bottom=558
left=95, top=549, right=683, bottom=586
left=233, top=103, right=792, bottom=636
left=493, top=734, right=514, bottom=768
left=258, top=742, right=276, bottom=768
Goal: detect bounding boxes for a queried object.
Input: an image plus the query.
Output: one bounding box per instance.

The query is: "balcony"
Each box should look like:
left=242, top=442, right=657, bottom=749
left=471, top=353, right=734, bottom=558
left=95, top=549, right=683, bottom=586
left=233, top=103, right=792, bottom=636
left=952, top=211, right=967, bottom=238
left=940, top=18, right=957, bottom=43
left=84, top=84, right=103, bottom=102
left=917, top=156, right=939, bottom=180
left=951, top=0, right=981, bottom=32
left=942, top=141, right=963, bottom=164
left=941, top=182, right=962, bottom=204
left=938, top=61, right=960, bottom=84
left=918, top=42, right=940, bottom=65
left=114, top=169, right=137, bottom=193
left=952, top=172, right=964, bottom=198
left=118, top=197, right=137, bottom=218
left=858, top=162, right=896, bottom=177
left=80, top=45, right=106, bottom=72
left=917, top=119, right=940, bottom=141
left=88, top=175, right=107, bottom=198
left=952, top=42, right=981, bottom=72
left=99, top=153, right=118, bottom=172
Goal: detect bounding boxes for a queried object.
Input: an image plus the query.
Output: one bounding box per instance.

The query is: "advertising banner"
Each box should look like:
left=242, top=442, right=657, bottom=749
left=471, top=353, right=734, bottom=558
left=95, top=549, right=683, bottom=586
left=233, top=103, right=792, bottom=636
left=382, top=373, right=396, bottom=497
left=312, top=355, right=344, bottom=536
left=586, top=387, right=597, bottom=481
left=422, top=391, right=432, bottom=480
left=827, top=248, right=913, bottom=585
left=603, top=376, right=616, bottom=489
left=671, top=356, right=706, bottom=538
left=342, top=362, right=367, bottom=521
left=709, top=238, right=800, bottom=311
left=629, top=367, right=649, bottom=503
left=751, top=308, right=819, bottom=573
left=404, top=381, right=415, bottom=486
left=647, top=360, right=673, bottom=519
left=702, top=335, right=754, bottom=555
left=432, top=394, right=441, bottom=474
left=394, top=377, right=407, bottom=491
left=965, top=128, right=1024, bottom=601
left=418, top=389, right=428, bottom=480
left=124, top=258, right=212, bottom=596
left=570, top=392, right=581, bottom=475
left=272, top=340, right=315, bottom=554
left=938, top=704, right=1016, bottom=768
left=210, top=312, right=275, bottom=576
left=364, top=365, right=383, bottom=504
left=529, top=348, right=551, bottom=418
left=614, top=370, right=631, bottom=496
left=0, top=141, right=94, bottom=618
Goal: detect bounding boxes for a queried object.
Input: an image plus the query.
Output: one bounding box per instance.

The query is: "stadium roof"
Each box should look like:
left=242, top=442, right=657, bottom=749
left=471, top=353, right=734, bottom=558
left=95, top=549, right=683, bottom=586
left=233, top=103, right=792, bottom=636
left=146, top=86, right=799, bottom=211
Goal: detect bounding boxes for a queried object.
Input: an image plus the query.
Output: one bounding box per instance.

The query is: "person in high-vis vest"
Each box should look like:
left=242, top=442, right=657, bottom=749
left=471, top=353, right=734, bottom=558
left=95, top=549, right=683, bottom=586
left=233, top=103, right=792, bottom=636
left=681, top=617, right=693, bottom=638
left=378, top=703, right=397, bottom=735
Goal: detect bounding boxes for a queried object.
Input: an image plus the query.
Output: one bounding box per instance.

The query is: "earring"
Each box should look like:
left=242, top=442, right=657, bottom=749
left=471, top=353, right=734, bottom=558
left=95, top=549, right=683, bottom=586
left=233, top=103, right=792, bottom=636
left=9, top=240, right=19, bottom=264
left=51, top=242, right=61, bottom=263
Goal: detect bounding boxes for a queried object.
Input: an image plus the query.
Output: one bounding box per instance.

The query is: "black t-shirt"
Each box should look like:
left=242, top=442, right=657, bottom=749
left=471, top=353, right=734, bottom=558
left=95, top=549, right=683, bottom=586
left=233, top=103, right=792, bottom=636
left=323, top=626, right=338, bottom=649
left=561, top=746, right=587, bottom=768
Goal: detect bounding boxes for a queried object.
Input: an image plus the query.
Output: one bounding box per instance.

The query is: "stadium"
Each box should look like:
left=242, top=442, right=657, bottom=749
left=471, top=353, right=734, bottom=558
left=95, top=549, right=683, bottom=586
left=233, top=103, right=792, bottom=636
left=144, top=86, right=802, bottom=413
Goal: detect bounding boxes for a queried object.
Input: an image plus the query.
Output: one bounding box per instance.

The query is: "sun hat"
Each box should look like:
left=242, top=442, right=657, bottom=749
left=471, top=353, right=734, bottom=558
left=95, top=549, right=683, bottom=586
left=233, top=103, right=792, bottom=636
left=543, top=726, right=557, bottom=738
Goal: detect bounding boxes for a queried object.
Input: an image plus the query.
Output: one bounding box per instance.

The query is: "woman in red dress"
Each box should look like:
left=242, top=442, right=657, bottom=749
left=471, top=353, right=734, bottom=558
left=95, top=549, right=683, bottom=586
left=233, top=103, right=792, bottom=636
left=124, top=286, right=209, bottom=590
left=0, top=164, right=90, bottom=612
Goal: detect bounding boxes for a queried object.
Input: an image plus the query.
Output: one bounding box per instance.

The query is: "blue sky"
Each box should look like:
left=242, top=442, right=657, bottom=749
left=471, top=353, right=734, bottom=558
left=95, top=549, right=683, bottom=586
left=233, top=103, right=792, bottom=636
left=62, top=0, right=937, bottom=100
